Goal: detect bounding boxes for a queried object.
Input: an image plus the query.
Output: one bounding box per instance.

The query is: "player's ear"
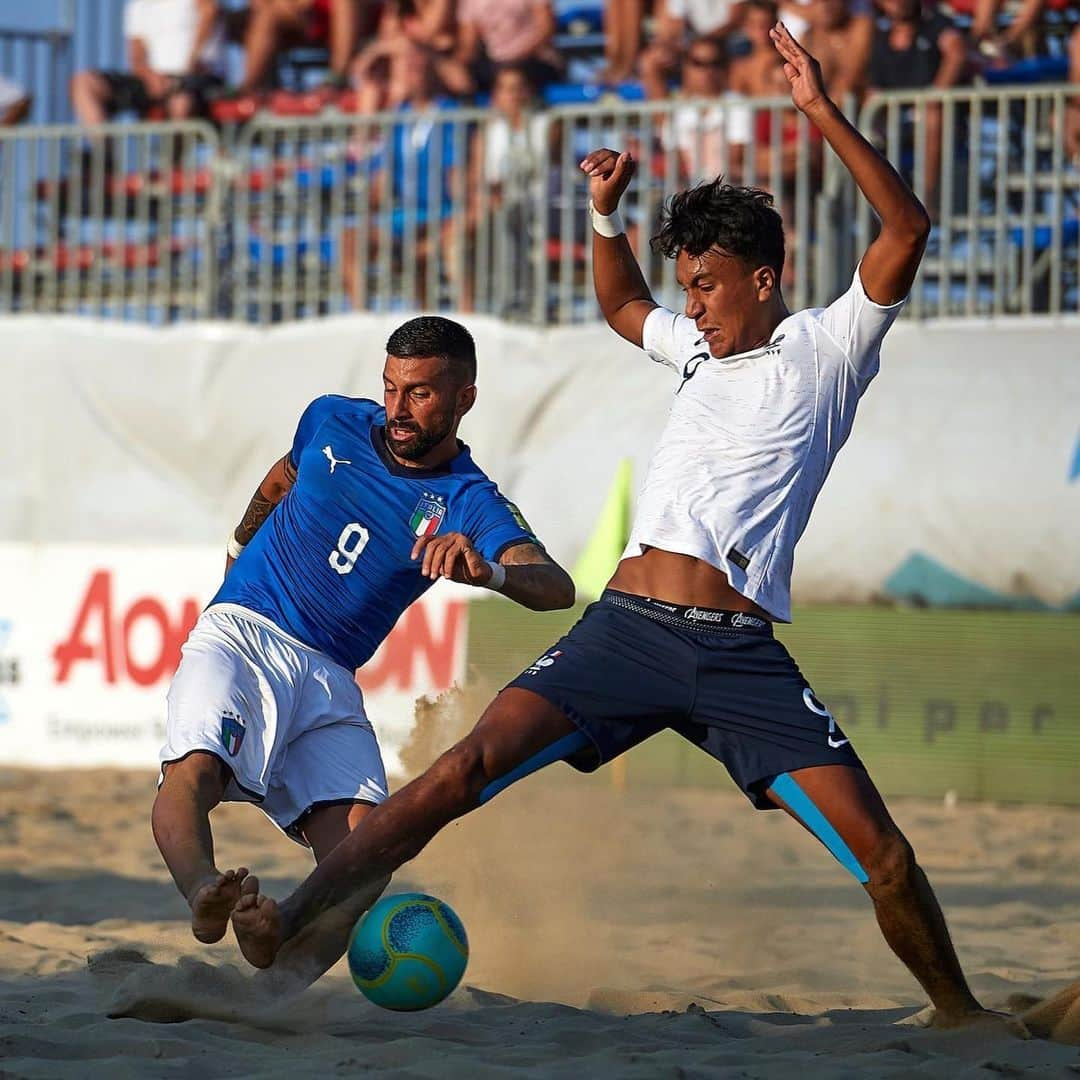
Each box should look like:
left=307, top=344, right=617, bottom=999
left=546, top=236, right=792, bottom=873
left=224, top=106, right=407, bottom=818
left=457, top=382, right=477, bottom=418
left=754, top=265, right=777, bottom=302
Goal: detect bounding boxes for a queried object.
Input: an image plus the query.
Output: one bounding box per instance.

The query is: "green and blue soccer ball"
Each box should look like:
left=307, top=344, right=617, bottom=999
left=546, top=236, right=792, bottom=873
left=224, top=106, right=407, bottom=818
left=347, top=892, right=469, bottom=1010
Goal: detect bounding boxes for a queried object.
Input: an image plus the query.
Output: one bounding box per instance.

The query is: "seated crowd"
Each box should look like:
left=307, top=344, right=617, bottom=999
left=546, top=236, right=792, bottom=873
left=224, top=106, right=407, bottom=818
left=67, top=0, right=1078, bottom=128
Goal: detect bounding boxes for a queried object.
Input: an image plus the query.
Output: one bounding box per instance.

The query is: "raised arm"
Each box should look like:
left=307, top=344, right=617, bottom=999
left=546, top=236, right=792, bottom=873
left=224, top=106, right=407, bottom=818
left=226, top=452, right=297, bottom=574
left=580, top=148, right=657, bottom=346
left=771, top=22, right=930, bottom=304
left=411, top=535, right=575, bottom=611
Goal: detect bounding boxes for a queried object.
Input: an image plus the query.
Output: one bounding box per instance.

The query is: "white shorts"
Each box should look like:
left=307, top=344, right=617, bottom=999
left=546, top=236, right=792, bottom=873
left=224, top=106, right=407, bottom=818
left=161, top=603, right=388, bottom=844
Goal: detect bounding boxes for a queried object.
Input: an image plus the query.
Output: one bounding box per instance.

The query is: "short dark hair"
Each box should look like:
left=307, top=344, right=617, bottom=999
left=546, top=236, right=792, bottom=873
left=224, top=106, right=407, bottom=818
left=651, top=178, right=785, bottom=277
left=386, top=316, right=477, bottom=384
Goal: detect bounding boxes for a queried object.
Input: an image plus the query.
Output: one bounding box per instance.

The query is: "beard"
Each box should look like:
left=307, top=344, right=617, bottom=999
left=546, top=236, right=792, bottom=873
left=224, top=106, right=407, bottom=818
left=385, top=414, right=455, bottom=461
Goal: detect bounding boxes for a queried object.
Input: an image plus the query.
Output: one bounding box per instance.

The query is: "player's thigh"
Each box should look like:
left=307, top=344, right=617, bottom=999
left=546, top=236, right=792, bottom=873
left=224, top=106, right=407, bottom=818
left=265, top=719, right=389, bottom=843
left=500, top=600, right=693, bottom=777
left=764, top=763, right=911, bottom=886
left=162, top=611, right=289, bottom=801
left=301, top=799, right=378, bottom=863
left=467, top=687, right=580, bottom=779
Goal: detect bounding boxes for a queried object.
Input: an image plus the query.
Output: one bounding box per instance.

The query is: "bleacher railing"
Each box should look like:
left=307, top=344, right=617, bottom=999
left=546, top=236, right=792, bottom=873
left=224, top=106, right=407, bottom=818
left=859, top=84, right=1080, bottom=318
left=0, top=122, right=220, bottom=321
left=0, top=84, right=1076, bottom=325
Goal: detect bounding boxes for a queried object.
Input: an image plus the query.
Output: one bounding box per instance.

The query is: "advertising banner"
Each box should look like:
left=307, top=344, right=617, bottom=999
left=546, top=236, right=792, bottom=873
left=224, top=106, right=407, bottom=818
left=0, top=544, right=468, bottom=773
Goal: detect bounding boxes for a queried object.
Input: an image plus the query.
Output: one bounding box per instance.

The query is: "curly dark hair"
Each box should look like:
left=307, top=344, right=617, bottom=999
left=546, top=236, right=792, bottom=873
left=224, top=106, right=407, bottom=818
left=651, top=178, right=785, bottom=277
left=386, top=316, right=477, bottom=384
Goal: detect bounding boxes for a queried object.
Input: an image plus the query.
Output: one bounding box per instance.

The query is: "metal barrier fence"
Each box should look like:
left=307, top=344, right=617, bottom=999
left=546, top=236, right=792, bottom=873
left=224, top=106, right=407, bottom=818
left=0, top=122, right=220, bottom=321
left=0, top=84, right=1076, bottom=324
left=860, top=84, right=1080, bottom=317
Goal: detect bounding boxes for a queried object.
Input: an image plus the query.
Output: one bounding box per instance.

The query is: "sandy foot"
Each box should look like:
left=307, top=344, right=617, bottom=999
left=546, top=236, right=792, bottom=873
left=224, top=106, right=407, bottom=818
left=189, top=867, right=249, bottom=944
left=231, top=875, right=284, bottom=969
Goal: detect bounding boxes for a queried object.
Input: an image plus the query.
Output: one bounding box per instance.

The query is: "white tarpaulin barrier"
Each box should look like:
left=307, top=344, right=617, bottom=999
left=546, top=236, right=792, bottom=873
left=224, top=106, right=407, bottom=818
left=1, top=312, right=1079, bottom=768
left=2, top=312, right=1077, bottom=607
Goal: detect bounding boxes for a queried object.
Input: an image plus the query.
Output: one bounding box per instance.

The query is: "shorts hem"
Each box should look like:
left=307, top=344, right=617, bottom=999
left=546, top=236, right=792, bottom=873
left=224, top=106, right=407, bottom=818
left=282, top=796, right=383, bottom=844
left=504, top=680, right=604, bottom=772
left=159, top=746, right=266, bottom=802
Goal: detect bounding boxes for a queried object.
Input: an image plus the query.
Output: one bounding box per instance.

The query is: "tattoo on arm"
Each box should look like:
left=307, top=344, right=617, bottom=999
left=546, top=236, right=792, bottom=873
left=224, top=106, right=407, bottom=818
left=235, top=490, right=277, bottom=546
left=233, top=452, right=297, bottom=545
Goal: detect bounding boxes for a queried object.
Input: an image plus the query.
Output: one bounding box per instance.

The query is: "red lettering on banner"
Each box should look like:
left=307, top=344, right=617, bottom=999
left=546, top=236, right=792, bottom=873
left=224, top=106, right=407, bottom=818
left=358, top=601, right=465, bottom=692
left=52, top=570, right=117, bottom=683
left=53, top=570, right=200, bottom=685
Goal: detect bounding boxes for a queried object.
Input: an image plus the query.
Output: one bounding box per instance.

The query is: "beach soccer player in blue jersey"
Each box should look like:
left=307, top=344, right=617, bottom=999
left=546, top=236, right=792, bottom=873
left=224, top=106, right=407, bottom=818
left=229, top=29, right=1016, bottom=1030
left=152, top=315, right=574, bottom=979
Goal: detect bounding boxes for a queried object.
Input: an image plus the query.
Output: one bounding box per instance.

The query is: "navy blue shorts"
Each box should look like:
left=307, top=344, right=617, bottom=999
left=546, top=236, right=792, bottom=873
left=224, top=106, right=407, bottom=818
left=506, top=590, right=864, bottom=809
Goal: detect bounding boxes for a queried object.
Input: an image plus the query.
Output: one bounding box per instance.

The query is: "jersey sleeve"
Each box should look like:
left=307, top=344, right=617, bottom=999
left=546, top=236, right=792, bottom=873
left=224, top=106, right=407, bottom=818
left=289, top=395, right=353, bottom=468
left=462, top=484, right=542, bottom=563
left=640, top=305, right=700, bottom=372
left=815, top=264, right=906, bottom=384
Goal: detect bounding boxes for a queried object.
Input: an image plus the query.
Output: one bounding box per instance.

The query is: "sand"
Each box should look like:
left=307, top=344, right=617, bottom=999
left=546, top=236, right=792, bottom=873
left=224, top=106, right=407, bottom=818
left=1, top=759, right=1078, bottom=1078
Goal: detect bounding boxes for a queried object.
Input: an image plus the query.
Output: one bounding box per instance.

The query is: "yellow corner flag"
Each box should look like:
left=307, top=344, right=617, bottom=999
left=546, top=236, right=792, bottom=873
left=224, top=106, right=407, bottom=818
left=572, top=458, right=633, bottom=602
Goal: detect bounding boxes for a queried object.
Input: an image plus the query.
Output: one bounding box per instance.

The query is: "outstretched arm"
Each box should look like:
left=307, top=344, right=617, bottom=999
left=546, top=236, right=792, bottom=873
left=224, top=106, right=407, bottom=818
left=771, top=22, right=930, bottom=304
left=412, top=535, right=575, bottom=611
left=226, top=452, right=297, bottom=574
left=580, top=148, right=657, bottom=346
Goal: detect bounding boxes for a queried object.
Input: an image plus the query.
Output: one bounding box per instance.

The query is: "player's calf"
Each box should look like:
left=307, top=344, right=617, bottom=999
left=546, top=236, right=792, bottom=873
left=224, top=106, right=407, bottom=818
left=859, top=829, right=918, bottom=899
left=153, top=751, right=246, bottom=942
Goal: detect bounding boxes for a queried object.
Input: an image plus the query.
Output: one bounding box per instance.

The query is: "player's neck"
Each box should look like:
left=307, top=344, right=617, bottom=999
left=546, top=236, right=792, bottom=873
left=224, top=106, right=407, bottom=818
left=733, top=299, right=790, bottom=354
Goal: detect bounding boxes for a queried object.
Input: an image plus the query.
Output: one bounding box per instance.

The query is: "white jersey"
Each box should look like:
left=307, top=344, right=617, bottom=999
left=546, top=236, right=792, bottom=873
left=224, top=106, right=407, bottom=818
left=624, top=268, right=904, bottom=622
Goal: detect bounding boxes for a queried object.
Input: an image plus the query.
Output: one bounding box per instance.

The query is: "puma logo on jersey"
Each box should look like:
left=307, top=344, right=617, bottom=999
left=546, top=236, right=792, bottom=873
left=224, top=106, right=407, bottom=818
left=323, top=445, right=352, bottom=474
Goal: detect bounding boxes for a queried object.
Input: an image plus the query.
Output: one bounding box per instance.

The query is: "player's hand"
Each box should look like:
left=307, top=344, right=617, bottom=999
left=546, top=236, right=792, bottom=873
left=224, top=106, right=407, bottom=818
left=411, top=532, right=493, bottom=586
left=769, top=21, right=828, bottom=115
left=579, top=147, right=636, bottom=215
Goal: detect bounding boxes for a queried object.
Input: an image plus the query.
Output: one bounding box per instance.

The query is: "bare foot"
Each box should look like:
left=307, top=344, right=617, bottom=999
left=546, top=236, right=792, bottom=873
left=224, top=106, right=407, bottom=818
left=189, top=867, right=249, bottom=944
left=911, top=1006, right=1030, bottom=1039
left=231, top=875, right=284, bottom=969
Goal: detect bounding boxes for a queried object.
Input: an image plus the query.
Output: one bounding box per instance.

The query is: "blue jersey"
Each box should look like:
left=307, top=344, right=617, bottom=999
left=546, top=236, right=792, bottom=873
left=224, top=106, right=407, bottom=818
left=213, top=396, right=538, bottom=671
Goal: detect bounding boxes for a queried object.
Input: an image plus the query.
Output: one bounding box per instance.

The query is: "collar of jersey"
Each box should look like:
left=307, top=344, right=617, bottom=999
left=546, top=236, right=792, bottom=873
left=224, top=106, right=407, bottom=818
left=370, top=423, right=470, bottom=478
left=693, top=331, right=787, bottom=363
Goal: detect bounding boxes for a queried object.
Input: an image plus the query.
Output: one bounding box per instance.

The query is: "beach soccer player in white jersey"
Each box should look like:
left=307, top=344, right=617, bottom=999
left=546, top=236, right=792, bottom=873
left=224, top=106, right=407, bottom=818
left=229, top=26, right=1009, bottom=1030
left=152, top=316, right=574, bottom=983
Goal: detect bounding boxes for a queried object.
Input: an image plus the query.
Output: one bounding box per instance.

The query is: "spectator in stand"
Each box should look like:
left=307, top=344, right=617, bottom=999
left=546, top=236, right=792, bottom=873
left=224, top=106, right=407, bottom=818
left=235, top=0, right=373, bottom=95
left=344, top=49, right=461, bottom=307
left=1067, top=23, right=1080, bottom=160
left=806, top=0, right=874, bottom=99
left=455, top=0, right=564, bottom=93
left=468, top=63, right=550, bottom=311
left=350, top=0, right=469, bottom=112
left=641, top=0, right=742, bottom=100
left=70, top=0, right=225, bottom=123
left=867, top=0, right=965, bottom=212
left=970, top=0, right=1045, bottom=58
left=603, top=0, right=652, bottom=82
left=728, top=0, right=786, bottom=99
left=665, top=35, right=734, bottom=182
left=0, top=75, right=30, bottom=125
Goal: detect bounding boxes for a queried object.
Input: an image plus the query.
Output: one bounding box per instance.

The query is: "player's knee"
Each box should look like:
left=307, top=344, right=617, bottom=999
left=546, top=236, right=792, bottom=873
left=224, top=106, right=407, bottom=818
left=861, top=830, right=917, bottom=895
left=158, top=752, right=229, bottom=809
left=427, top=738, right=488, bottom=813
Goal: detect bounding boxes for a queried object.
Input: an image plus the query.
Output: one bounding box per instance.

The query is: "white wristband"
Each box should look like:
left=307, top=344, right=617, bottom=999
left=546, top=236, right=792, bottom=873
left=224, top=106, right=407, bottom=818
left=589, top=200, right=625, bottom=239
left=485, top=560, right=506, bottom=591
left=227, top=534, right=246, bottom=560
